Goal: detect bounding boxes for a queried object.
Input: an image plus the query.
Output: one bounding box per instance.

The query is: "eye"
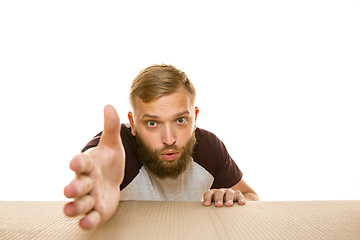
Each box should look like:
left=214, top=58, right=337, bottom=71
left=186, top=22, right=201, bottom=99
left=176, top=117, right=186, bottom=124
left=146, top=120, right=157, bottom=127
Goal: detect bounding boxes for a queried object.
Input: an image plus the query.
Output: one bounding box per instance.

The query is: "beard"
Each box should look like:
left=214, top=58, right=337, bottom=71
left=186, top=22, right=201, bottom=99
left=135, top=131, right=197, bottom=179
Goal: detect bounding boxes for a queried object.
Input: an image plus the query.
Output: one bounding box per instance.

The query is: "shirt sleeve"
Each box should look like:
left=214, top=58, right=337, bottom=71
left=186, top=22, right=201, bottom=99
left=193, top=128, right=242, bottom=189
left=211, top=136, right=242, bottom=189
left=81, top=132, right=102, bottom=153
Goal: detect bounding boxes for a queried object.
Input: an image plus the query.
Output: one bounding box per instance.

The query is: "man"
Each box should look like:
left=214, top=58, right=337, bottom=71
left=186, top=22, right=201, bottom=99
left=64, top=64, right=259, bottom=230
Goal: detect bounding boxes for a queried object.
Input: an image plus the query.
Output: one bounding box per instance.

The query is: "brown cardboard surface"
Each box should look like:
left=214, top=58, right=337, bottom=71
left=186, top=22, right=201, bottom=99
left=0, top=200, right=359, bottom=240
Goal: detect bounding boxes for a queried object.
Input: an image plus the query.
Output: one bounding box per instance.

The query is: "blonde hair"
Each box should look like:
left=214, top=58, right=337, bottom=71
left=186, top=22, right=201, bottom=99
left=129, top=64, right=196, bottom=109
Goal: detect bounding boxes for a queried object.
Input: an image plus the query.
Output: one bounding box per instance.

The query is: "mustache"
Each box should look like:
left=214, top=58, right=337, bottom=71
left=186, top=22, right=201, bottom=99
left=161, top=145, right=181, bottom=152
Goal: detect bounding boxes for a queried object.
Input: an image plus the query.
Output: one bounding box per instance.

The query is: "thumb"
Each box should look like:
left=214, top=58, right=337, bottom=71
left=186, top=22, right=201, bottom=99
left=98, top=105, right=121, bottom=148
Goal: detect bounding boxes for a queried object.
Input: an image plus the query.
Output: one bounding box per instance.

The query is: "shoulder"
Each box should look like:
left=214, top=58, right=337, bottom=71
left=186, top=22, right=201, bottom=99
left=120, top=123, right=135, bottom=144
left=195, top=127, right=220, bottom=147
left=120, top=123, right=142, bottom=161
left=193, top=127, right=225, bottom=173
left=120, top=124, right=143, bottom=189
left=81, top=124, right=134, bottom=152
left=194, top=127, right=227, bottom=156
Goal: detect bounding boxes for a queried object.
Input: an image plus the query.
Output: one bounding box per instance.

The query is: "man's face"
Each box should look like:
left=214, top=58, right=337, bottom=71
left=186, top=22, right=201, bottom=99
left=128, top=87, right=199, bottom=179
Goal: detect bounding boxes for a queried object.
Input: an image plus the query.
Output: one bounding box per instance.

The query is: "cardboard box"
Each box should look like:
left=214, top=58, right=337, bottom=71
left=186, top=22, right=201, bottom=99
left=0, top=200, right=359, bottom=239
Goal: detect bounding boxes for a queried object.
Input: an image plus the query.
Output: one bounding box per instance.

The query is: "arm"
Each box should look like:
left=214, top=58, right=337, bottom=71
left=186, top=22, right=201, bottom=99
left=231, top=178, right=259, bottom=201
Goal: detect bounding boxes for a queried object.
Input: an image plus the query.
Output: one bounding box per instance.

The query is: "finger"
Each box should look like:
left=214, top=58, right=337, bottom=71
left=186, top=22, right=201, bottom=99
left=224, top=189, right=235, bottom=207
left=99, top=105, right=122, bottom=148
left=79, top=210, right=101, bottom=230
left=203, top=190, right=214, bottom=206
left=64, top=195, right=95, bottom=217
left=214, top=189, right=226, bottom=207
left=64, top=175, right=93, bottom=199
left=234, top=190, right=246, bottom=205
left=69, top=154, right=94, bottom=175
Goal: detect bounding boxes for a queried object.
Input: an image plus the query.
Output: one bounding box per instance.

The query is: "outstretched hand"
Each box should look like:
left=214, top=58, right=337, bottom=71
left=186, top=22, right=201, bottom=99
left=64, top=105, right=125, bottom=230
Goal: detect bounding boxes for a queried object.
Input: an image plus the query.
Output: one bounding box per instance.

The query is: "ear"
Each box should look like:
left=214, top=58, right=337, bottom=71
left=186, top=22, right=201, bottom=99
left=128, top=111, right=136, bottom=136
left=194, top=106, right=200, bottom=127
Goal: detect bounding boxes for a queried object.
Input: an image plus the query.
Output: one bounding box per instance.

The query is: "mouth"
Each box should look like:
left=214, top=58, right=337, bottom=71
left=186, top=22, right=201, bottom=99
left=160, top=151, right=180, bottom=161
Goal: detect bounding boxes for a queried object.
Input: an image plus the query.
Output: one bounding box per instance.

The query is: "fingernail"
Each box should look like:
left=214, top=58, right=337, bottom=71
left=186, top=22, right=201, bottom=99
left=204, top=201, right=210, bottom=206
left=240, top=199, right=246, bottom=205
left=215, top=201, right=223, bottom=207
left=226, top=200, right=233, bottom=204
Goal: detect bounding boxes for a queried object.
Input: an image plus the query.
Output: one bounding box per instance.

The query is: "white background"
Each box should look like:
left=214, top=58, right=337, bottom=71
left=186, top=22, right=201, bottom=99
left=1, top=0, right=359, bottom=201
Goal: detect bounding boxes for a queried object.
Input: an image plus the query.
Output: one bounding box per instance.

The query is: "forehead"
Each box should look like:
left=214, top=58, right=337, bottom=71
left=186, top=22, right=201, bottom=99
left=134, top=87, right=194, bottom=119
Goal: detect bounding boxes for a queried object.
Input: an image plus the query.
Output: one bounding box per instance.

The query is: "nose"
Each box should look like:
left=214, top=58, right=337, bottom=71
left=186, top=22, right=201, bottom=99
left=162, top=124, right=176, bottom=146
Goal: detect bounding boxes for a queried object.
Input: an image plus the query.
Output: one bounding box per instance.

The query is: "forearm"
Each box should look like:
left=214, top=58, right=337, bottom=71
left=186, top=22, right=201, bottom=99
left=243, top=192, right=260, bottom=201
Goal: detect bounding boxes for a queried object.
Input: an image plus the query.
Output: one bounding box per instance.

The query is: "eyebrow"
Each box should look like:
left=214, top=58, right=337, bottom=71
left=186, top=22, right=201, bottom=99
left=140, top=114, right=160, bottom=120
left=140, top=110, right=190, bottom=120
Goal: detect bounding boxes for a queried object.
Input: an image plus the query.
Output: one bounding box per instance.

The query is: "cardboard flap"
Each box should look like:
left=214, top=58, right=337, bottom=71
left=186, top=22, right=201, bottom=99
left=0, top=201, right=359, bottom=239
